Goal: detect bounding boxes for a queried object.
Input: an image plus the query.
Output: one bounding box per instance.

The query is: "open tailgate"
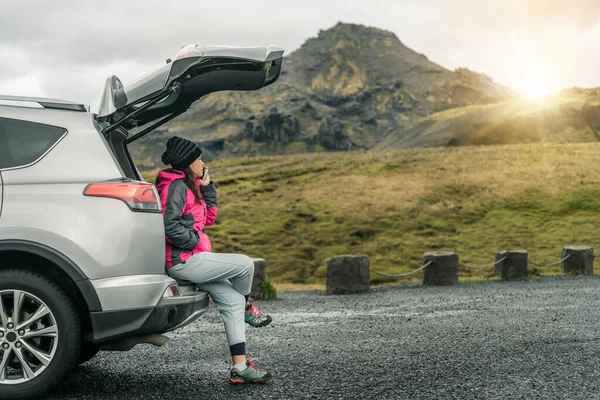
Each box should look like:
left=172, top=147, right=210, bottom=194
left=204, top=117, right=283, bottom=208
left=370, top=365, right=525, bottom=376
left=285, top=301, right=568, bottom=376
left=95, top=44, right=284, bottom=140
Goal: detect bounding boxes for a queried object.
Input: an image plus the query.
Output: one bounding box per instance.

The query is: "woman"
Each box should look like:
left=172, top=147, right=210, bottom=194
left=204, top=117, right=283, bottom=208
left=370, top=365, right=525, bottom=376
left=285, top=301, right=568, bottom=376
left=155, top=136, right=272, bottom=384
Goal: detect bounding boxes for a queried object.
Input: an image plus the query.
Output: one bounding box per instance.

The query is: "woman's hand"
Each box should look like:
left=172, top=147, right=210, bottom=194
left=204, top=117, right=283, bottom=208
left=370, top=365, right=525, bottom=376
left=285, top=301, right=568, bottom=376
left=200, top=169, right=210, bottom=186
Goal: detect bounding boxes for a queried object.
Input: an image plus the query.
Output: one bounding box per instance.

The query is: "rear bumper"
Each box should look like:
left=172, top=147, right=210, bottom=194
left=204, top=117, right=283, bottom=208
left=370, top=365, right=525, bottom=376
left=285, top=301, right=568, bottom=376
left=89, top=276, right=209, bottom=343
left=90, top=274, right=181, bottom=312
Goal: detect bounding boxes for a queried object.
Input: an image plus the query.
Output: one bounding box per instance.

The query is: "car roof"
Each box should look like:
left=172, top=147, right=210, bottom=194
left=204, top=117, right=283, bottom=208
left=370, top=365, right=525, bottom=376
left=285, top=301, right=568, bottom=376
left=0, top=95, right=89, bottom=112
left=0, top=100, right=97, bottom=134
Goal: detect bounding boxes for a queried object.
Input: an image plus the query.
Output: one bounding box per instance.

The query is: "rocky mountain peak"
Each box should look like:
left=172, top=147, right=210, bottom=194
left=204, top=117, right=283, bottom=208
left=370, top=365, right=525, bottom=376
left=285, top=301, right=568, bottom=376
left=132, top=23, right=519, bottom=168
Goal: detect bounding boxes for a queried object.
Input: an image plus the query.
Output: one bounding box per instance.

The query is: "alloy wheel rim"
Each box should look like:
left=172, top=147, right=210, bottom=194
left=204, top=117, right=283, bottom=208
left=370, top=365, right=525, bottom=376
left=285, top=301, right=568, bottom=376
left=0, top=290, right=59, bottom=385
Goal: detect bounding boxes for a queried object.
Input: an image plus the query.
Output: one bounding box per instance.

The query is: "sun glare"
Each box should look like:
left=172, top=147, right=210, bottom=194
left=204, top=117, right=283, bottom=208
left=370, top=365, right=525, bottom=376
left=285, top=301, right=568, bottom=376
left=516, top=74, right=553, bottom=99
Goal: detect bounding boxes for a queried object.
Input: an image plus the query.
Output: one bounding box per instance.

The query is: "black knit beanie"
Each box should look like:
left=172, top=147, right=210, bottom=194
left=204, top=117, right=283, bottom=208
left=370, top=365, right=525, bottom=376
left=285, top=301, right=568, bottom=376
left=161, top=136, right=202, bottom=170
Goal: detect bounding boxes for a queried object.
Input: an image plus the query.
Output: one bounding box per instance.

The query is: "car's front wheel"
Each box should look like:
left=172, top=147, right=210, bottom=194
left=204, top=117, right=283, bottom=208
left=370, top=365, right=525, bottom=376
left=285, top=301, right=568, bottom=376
left=0, top=270, right=81, bottom=400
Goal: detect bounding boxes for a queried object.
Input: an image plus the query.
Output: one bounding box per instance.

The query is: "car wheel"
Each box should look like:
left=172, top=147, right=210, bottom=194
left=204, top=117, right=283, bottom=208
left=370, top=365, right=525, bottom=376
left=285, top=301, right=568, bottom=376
left=0, top=269, right=81, bottom=400
left=78, top=342, right=99, bottom=365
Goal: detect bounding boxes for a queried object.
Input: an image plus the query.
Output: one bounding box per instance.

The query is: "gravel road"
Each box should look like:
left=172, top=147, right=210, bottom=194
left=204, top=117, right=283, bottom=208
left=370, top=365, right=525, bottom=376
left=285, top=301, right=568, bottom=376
left=48, top=275, right=600, bottom=399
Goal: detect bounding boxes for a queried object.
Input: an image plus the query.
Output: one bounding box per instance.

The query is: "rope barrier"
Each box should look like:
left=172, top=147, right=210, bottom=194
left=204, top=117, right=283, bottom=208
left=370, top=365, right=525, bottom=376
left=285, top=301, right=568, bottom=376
left=370, top=261, right=432, bottom=278
left=370, top=253, right=573, bottom=278
left=528, top=254, right=571, bottom=267
left=459, top=257, right=507, bottom=269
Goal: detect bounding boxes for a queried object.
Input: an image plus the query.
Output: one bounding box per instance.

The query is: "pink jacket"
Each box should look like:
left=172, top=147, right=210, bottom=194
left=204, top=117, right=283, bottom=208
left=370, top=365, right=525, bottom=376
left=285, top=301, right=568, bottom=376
left=155, top=169, right=218, bottom=268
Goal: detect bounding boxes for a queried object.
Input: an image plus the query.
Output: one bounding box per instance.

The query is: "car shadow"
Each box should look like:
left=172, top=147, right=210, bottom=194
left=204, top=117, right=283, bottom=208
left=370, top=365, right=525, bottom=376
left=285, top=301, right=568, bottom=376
left=44, top=363, right=271, bottom=399
left=44, top=363, right=207, bottom=399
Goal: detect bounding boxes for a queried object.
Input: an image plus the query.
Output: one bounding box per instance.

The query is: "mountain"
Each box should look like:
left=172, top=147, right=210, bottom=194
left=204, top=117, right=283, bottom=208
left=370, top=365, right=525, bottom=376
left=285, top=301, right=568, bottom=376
left=130, top=22, right=514, bottom=169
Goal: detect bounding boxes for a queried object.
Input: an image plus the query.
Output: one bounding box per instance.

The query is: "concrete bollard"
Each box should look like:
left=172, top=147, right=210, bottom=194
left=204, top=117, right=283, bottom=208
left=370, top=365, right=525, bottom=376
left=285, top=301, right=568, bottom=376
left=561, top=246, right=594, bottom=275
left=422, top=252, right=458, bottom=285
left=326, top=255, right=370, bottom=295
left=494, top=250, right=528, bottom=279
left=250, top=258, right=267, bottom=299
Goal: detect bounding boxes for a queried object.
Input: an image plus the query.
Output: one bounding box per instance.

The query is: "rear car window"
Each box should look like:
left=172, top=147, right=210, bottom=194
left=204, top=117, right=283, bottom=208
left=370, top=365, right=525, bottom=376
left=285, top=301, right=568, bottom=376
left=0, top=117, right=66, bottom=169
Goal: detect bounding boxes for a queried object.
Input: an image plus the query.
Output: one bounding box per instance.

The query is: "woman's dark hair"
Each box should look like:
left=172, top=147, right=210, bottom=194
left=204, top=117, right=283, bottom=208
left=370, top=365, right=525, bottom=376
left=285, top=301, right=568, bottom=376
left=155, top=168, right=203, bottom=204
left=183, top=167, right=203, bottom=204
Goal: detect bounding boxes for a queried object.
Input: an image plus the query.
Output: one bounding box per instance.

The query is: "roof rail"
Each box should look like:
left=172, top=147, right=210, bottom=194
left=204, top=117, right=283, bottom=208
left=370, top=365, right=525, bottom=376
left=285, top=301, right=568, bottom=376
left=0, top=95, right=89, bottom=112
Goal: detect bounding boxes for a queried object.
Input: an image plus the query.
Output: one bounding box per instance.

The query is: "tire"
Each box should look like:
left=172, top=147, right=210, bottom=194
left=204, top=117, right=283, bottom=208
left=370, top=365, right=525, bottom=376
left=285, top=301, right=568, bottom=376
left=77, top=342, right=99, bottom=366
left=0, top=269, right=82, bottom=400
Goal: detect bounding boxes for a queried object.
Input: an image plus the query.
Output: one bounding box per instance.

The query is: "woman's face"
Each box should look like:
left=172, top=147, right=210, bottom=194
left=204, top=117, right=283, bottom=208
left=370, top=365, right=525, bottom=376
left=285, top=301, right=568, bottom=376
left=189, top=157, right=205, bottom=177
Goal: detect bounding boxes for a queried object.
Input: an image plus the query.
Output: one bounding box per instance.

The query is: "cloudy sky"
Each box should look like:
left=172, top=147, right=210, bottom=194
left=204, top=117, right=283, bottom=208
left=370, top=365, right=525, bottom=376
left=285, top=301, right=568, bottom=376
left=1, top=0, right=599, bottom=110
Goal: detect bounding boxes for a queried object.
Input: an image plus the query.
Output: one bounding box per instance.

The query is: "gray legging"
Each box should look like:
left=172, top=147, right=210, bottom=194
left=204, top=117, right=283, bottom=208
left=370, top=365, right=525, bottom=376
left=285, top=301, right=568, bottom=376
left=167, top=252, right=254, bottom=348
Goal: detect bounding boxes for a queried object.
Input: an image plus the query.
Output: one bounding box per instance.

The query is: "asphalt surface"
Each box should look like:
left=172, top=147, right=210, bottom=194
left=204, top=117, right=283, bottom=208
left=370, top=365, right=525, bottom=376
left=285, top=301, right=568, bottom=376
left=48, top=275, right=600, bottom=400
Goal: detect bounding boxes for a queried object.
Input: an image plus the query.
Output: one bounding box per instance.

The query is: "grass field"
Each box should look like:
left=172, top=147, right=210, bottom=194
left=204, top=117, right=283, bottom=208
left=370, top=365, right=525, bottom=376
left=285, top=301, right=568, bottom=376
left=142, top=142, right=600, bottom=290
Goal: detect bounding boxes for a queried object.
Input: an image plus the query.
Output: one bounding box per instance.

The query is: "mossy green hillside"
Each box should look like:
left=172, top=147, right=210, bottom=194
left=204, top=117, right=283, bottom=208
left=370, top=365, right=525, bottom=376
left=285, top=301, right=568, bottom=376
left=143, top=142, right=600, bottom=286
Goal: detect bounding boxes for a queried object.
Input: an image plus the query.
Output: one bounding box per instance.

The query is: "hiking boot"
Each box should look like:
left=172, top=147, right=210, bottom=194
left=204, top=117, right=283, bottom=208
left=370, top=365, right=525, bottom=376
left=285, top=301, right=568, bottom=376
left=229, top=358, right=272, bottom=384
left=245, top=302, right=272, bottom=328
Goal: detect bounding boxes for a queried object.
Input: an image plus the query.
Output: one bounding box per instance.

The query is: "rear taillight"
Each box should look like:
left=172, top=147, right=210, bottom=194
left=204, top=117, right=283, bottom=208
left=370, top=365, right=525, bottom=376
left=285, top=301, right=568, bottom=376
left=84, top=180, right=161, bottom=212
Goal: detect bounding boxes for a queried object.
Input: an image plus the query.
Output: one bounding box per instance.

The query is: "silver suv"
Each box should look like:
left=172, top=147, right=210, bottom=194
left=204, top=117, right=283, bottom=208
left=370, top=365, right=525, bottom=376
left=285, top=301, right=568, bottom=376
left=0, top=44, right=283, bottom=399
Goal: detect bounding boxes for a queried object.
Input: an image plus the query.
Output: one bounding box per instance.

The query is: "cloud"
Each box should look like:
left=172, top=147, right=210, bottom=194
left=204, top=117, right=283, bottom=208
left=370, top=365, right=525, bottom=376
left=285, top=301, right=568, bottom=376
left=423, top=0, right=600, bottom=31
left=0, top=0, right=598, bottom=109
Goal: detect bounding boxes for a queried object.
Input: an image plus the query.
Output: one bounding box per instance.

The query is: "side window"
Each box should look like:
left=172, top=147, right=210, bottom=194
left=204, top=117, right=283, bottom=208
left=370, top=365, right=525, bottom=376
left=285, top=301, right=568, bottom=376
left=0, top=117, right=66, bottom=170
